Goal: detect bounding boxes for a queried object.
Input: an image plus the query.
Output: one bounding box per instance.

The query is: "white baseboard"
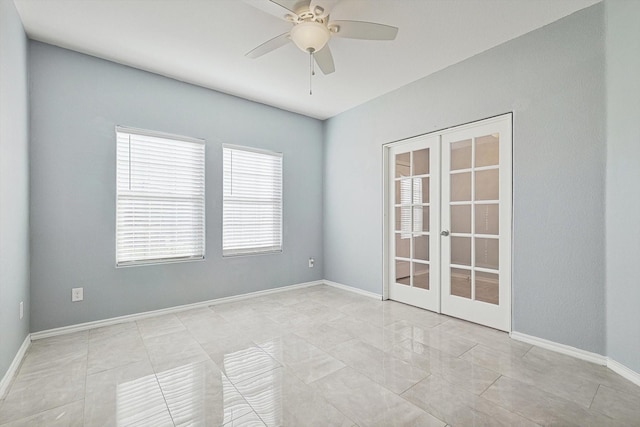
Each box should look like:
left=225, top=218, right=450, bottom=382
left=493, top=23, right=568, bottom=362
left=31, top=279, right=381, bottom=341
left=323, top=280, right=382, bottom=300
left=607, top=358, right=640, bottom=387
left=31, top=280, right=324, bottom=340
left=510, top=331, right=640, bottom=388
left=0, top=334, right=31, bottom=399
left=510, top=331, right=608, bottom=366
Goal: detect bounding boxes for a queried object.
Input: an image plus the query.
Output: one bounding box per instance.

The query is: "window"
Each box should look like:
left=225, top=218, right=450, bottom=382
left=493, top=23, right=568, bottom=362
left=223, top=145, right=282, bottom=256
left=116, top=127, right=205, bottom=266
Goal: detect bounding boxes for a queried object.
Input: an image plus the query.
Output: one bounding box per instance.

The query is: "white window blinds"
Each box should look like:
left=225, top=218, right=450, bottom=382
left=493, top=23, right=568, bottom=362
left=223, top=145, right=282, bottom=256
left=116, top=127, right=205, bottom=266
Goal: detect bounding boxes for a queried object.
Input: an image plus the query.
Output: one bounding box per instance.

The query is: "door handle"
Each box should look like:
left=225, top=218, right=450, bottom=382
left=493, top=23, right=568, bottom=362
left=440, top=230, right=450, bottom=236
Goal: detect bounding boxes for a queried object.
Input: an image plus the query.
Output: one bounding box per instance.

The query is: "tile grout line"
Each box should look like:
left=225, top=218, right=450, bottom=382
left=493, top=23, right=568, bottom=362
left=478, top=373, right=502, bottom=397
left=485, top=373, right=596, bottom=426
left=307, top=365, right=364, bottom=425
left=395, top=369, right=432, bottom=396
left=588, top=383, right=601, bottom=410
left=191, top=314, right=283, bottom=387
left=398, top=372, right=433, bottom=398
left=226, top=374, right=268, bottom=427
left=520, top=343, right=535, bottom=359
left=395, top=373, right=448, bottom=426
left=309, top=366, right=358, bottom=425
left=326, top=347, right=430, bottom=405
left=0, top=399, right=86, bottom=426
left=220, top=334, right=280, bottom=427
left=456, top=342, right=479, bottom=359
left=154, top=371, right=177, bottom=426
left=476, top=374, right=545, bottom=426
left=135, top=321, right=177, bottom=426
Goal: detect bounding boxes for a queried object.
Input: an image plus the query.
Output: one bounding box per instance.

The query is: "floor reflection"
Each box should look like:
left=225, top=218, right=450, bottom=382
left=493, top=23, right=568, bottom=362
left=115, top=344, right=283, bottom=425
left=116, top=373, right=166, bottom=425
left=224, top=343, right=282, bottom=426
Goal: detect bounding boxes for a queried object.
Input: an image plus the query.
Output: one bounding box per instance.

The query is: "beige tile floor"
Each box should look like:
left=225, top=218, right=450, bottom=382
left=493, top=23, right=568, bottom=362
left=0, top=284, right=639, bottom=426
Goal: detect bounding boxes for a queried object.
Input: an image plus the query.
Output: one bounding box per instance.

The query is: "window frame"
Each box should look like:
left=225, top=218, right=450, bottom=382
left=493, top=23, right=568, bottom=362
left=115, top=126, right=206, bottom=267
left=222, top=144, right=283, bottom=257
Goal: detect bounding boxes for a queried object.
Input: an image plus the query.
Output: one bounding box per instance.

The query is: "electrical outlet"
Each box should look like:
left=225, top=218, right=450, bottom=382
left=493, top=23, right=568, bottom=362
left=19, top=301, right=24, bottom=320
left=308, top=257, right=314, bottom=268
left=72, top=287, right=84, bottom=302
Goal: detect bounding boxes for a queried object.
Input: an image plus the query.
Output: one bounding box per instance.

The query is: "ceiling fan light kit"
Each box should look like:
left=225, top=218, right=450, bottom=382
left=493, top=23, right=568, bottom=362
left=290, top=21, right=330, bottom=52
left=245, top=0, right=399, bottom=86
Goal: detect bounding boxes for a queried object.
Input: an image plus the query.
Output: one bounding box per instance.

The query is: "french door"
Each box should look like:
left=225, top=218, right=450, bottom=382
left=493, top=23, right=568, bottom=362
left=388, top=135, right=441, bottom=312
left=386, top=114, right=512, bottom=331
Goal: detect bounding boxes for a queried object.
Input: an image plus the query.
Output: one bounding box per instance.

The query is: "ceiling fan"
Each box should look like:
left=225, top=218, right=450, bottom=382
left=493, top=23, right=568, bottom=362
left=244, top=0, right=399, bottom=75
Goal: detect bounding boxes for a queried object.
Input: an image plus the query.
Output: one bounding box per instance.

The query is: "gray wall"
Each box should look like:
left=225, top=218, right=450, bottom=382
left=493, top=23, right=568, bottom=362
left=29, top=42, right=324, bottom=332
left=605, top=0, right=640, bottom=373
left=324, top=5, right=606, bottom=354
left=0, top=0, right=30, bottom=381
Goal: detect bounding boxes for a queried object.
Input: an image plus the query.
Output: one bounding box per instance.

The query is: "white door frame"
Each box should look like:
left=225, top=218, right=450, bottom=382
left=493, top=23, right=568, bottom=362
left=382, top=113, right=513, bottom=332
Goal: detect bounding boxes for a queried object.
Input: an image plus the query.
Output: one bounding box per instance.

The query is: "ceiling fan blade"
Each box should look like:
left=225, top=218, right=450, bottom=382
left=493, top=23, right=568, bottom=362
left=246, top=32, right=291, bottom=59
left=243, top=0, right=298, bottom=21
left=329, top=20, right=398, bottom=40
left=310, top=0, right=339, bottom=19
left=314, top=44, right=335, bottom=74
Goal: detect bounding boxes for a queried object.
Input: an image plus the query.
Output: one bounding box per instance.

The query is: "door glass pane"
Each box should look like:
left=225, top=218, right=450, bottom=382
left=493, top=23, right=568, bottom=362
left=395, top=233, right=410, bottom=258
left=396, top=178, right=412, bottom=205
left=414, top=235, right=429, bottom=261
left=413, top=206, right=429, bottom=232
left=396, top=206, right=411, bottom=234
left=451, top=236, right=471, bottom=266
left=475, top=204, right=499, bottom=235
left=450, top=173, right=471, bottom=201
left=395, top=260, right=410, bottom=285
left=475, top=169, right=499, bottom=200
left=451, top=205, right=471, bottom=233
left=475, top=237, right=499, bottom=269
left=395, top=152, right=410, bottom=177
left=413, top=177, right=429, bottom=204
left=413, top=149, right=429, bottom=175
left=451, top=268, right=471, bottom=299
left=476, top=271, right=499, bottom=305
left=414, top=263, right=429, bottom=290
left=475, top=134, right=499, bottom=167
left=451, top=139, right=472, bottom=170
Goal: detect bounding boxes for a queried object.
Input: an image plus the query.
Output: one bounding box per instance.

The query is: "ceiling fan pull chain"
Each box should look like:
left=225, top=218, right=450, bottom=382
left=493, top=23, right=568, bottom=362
left=309, top=50, right=313, bottom=95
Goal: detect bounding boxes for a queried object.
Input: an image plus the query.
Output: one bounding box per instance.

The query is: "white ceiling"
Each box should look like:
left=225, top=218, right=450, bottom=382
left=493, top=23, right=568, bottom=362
left=14, top=0, right=599, bottom=120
